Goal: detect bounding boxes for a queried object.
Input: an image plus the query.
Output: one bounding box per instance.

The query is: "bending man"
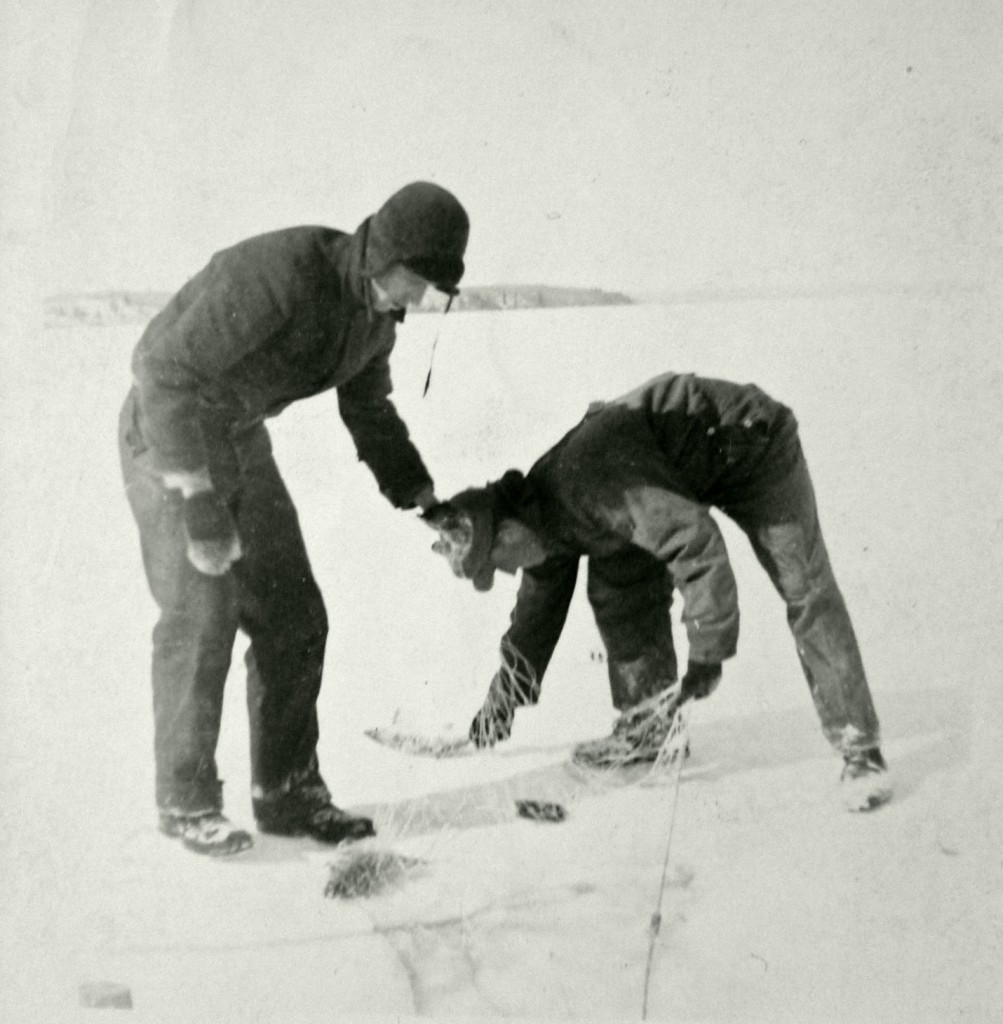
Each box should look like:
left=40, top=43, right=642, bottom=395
left=428, top=371, right=891, bottom=812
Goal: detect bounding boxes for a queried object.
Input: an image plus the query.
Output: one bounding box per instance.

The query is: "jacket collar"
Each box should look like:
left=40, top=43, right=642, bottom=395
left=332, top=218, right=406, bottom=324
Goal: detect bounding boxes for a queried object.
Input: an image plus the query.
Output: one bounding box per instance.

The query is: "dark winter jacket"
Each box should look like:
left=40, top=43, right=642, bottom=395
left=462, top=372, right=800, bottom=694
left=130, top=185, right=468, bottom=508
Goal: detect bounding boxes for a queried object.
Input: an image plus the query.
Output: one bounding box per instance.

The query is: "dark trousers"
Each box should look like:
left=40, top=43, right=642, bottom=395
left=119, top=394, right=329, bottom=815
left=587, top=547, right=678, bottom=710
left=584, top=417, right=880, bottom=754
left=719, top=421, right=881, bottom=755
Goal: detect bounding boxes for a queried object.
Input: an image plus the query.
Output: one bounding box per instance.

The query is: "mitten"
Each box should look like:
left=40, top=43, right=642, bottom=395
left=182, top=491, right=242, bottom=576
left=468, top=673, right=516, bottom=748
left=680, top=660, right=722, bottom=702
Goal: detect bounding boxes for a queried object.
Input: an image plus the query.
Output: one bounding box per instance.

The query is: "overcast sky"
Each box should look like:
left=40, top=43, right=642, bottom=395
left=1, top=0, right=999, bottom=300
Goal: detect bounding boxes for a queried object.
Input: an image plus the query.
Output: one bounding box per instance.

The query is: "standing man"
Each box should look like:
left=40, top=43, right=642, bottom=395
left=428, top=371, right=891, bottom=811
left=119, top=182, right=469, bottom=855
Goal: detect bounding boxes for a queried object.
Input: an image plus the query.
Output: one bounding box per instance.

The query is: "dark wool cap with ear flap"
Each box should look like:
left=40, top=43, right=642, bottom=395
left=445, top=487, right=497, bottom=591
left=489, top=470, right=531, bottom=520
left=447, top=471, right=530, bottom=591
left=365, top=182, right=470, bottom=294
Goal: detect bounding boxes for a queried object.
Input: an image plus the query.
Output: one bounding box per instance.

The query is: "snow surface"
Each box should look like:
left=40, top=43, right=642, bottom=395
left=1, top=293, right=1001, bottom=1022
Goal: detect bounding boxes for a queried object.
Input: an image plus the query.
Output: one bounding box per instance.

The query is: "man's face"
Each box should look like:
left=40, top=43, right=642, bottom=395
left=490, top=519, right=548, bottom=576
left=370, top=265, right=431, bottom=312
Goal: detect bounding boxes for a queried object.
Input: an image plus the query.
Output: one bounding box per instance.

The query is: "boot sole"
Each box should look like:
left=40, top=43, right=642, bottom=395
left=159, top=824, right=254, bottom=856
left=179, top=832, right=254, bottom=856
left=257, top=821, right=376, bottom=845
left=843, top=784, right=893, bottom=812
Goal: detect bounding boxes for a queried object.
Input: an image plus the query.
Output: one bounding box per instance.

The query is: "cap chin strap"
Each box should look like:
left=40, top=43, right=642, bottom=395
left=422, top=291, right=456, bottom=398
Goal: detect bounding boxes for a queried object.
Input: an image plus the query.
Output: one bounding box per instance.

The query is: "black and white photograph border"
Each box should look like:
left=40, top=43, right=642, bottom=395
left=1, top=2, right=1001, bottom=1021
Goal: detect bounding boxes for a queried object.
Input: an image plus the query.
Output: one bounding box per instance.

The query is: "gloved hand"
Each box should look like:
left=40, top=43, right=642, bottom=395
left=182, top=490, right=242, bottom=576
left=468, top=673, right=516, bottom=748
left=680, top=660, right=722, bottom=702
left=412, top=485, right=438, bottom=512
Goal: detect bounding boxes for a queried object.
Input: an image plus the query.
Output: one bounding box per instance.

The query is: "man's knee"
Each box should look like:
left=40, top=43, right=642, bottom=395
left=154, top=577, right=240, bottom=651
left=756, top=522, right=815, bottom=603
left=267, top=585, right=329, bottom=655
left=293, top=584, right=328, bottom=643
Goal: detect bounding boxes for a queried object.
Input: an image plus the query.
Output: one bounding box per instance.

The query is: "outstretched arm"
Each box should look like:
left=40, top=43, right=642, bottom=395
left=503, top=554, right=581, bottom=687
left=469, top=555, right=580, bottom=747
left=337, top=348, right=434, bottom=509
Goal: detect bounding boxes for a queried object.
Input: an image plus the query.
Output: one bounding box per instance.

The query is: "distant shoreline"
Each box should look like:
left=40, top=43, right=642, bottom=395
left=44, top=279, right=972, bottom=328
left=43, top=285, right=635, bottom=327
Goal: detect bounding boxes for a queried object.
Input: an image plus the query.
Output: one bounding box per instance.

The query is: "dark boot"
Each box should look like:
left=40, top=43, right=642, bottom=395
left=573, top=686, right=685, bottom=769
left=254, top=779, right=375, bottom=845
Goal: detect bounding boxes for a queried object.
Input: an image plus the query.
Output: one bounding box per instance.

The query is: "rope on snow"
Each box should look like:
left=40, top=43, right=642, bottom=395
left=641, top=703, right=692, bottom=1021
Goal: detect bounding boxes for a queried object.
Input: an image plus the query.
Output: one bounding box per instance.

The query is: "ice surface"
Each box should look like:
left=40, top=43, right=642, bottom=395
left=1, top=295, right=1001, bottom=1021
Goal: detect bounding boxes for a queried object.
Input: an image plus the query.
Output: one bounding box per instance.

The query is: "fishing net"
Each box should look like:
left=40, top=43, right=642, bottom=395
left=328, top=644, right=694, bottom=1023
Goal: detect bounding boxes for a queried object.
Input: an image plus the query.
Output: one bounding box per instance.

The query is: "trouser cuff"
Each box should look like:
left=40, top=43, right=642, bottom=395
left=157, top=779, right=224, bottom=816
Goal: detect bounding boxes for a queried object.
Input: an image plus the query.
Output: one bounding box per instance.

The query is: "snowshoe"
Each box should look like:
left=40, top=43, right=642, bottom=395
left=159, top=810, right=253, bottom=856
left=573, top=687, right=685, bottom=769
left=840, top=747, right=892, bottom=811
